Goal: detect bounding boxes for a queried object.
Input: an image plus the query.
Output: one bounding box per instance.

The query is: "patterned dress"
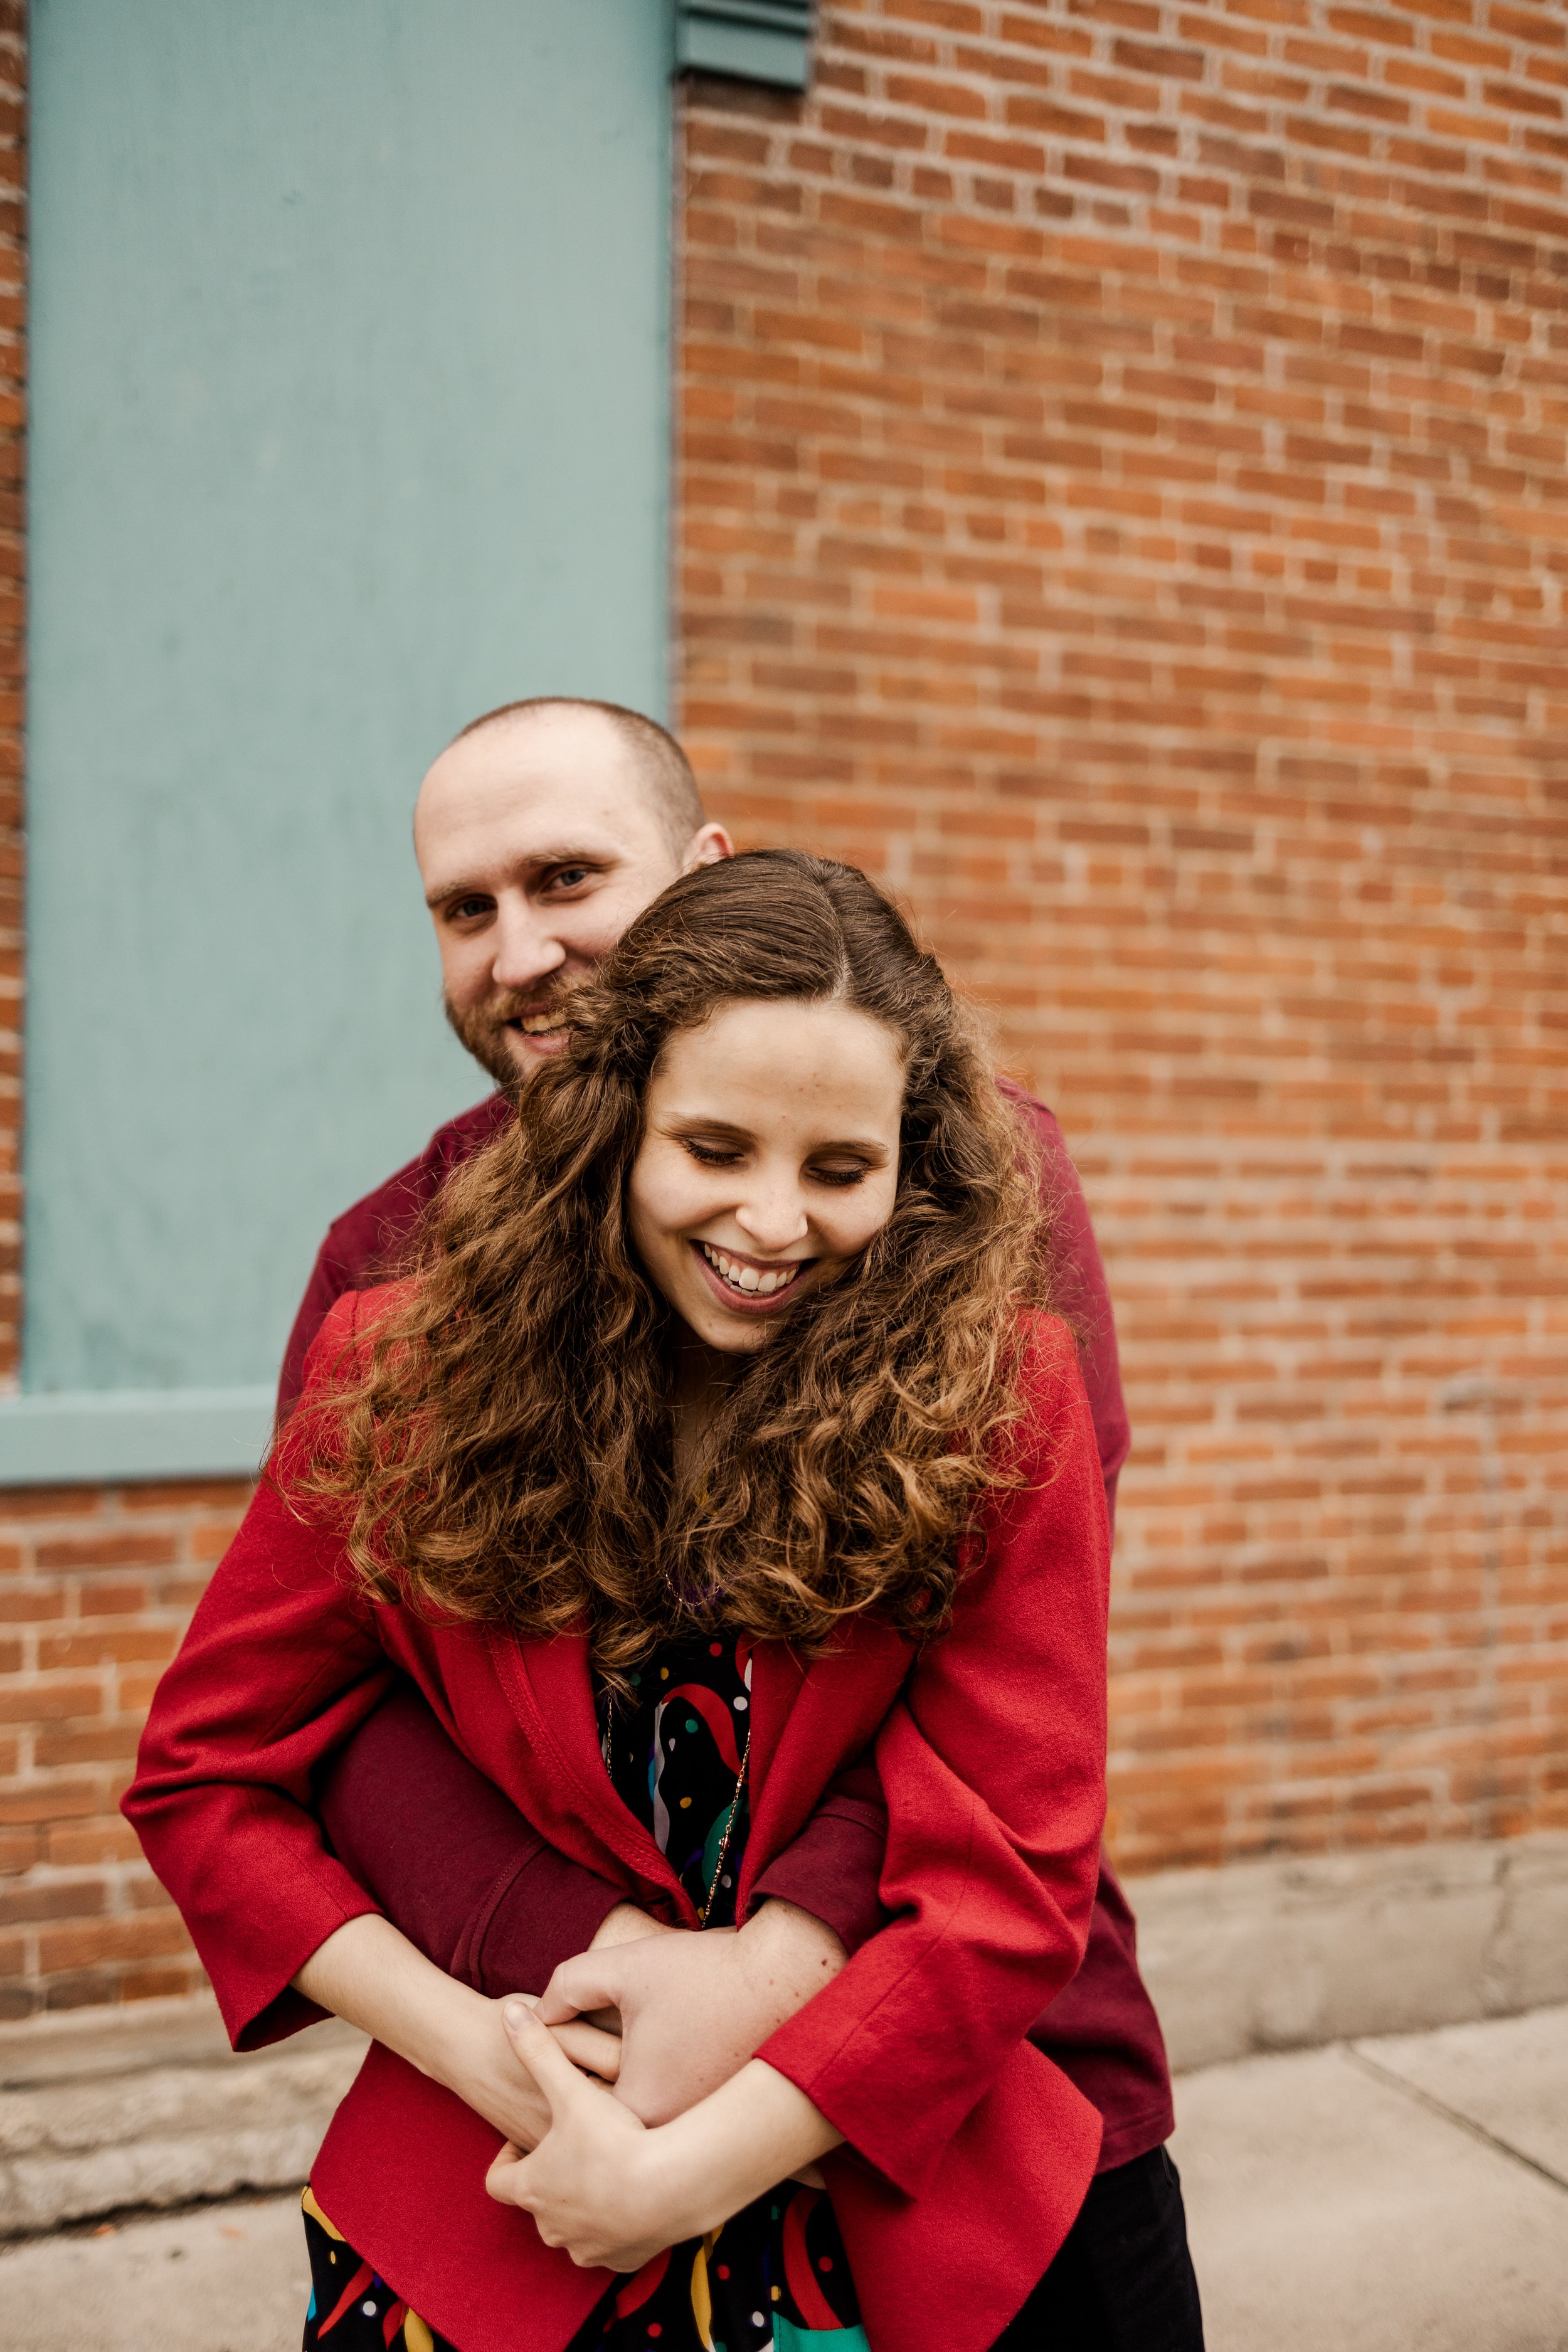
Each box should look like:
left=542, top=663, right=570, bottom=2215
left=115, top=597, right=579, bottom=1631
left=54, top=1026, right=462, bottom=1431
left=301, top=1630, right=868, bottom=2352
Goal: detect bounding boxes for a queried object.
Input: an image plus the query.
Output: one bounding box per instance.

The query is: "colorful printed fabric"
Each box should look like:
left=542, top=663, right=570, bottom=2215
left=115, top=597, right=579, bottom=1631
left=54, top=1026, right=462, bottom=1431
left=302, top=2188, right=447, bottom=2352
left=598, top=1633, right=756, bottom=1927
left=579, top=1632, right=868, bottom=2351
left=302, top=1631, right=869, bottom=2352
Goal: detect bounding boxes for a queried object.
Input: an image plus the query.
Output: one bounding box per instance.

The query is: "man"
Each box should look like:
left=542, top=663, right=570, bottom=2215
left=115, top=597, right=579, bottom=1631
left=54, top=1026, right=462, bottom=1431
left=282, top=695, right=1200, bottom=2347
left=277, top=697, right=732, bottom=1414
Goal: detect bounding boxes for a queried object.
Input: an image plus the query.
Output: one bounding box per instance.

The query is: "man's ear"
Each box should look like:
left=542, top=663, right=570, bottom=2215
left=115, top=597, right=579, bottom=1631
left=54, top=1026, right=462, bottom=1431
left=683, top=822, right=734, bottom=871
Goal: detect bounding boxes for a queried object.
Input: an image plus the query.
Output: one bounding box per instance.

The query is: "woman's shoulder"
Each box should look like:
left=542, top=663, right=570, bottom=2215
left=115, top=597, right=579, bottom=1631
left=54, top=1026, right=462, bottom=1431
left=1015, top=1308, right=1082, bottom=1392
left=999, top=1310, right=1095, bottom=1478
left=305, top=1278, right=420, bottom=1382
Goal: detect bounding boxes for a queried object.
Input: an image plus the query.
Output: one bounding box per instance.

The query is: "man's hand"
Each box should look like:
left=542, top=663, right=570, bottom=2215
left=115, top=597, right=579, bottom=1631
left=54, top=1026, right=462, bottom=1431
left=573, top=1899, right=675, bottom=2036
left=590, top=1900, right=677, bottom=1952
left=539, top=1900, right=847, bottom=2127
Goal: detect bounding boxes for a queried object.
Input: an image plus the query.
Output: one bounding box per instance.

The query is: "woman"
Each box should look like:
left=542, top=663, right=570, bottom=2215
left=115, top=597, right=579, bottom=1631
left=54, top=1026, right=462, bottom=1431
left=126, top=852, right=1113, bottom=2352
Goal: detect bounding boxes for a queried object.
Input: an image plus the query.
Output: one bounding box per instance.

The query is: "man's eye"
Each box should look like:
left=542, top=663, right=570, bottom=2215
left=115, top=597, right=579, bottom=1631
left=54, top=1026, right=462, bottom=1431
left=447, top=897, right=493, bottom=923
left=811, top=1165, right=868, bottom=1189
left=684, top=1140, right=743, bottom=1168
left=546, top=865, right=595, bottom=892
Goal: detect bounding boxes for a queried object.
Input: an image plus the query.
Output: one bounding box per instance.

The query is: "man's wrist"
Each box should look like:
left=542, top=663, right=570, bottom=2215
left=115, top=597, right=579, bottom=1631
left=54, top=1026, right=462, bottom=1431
left=590, top=1901, right=674, bottom=1952
left=741, top=1897, right=847, bottom=1976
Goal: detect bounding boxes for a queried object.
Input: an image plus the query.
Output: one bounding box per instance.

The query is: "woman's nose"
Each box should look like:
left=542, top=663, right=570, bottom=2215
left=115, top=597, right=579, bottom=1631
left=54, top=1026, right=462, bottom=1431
left=734, top=1191, right=810, bottom=1253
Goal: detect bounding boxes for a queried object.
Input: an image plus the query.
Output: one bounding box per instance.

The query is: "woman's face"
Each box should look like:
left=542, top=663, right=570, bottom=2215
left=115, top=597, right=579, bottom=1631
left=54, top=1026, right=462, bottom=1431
left=627, top=996, right=906, bottom=1354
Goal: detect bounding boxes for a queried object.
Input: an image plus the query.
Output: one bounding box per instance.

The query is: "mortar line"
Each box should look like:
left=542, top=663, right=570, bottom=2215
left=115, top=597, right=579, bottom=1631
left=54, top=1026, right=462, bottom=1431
left=1346, top=2047, right=1568, bottom=2198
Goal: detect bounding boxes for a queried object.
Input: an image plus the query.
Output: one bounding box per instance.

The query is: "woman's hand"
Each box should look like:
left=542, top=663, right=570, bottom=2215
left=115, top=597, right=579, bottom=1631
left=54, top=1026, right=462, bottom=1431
left=438, top=1991, right=623, bottom=2154
left=485, top=2000, right=670, bottom=2272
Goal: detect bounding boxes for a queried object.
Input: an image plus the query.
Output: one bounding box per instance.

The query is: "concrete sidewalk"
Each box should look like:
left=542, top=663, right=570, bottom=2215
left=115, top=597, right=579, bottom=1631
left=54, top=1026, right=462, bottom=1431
left=1174, top=2003, right=1568, bottom=2352
left=3, top=2002, right=1566, bottom=2352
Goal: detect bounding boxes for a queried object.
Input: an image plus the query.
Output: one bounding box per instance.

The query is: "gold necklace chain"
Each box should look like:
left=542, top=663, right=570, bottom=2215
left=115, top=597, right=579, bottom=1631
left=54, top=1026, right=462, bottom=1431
left=696, top=1727, right=752, bottom=1929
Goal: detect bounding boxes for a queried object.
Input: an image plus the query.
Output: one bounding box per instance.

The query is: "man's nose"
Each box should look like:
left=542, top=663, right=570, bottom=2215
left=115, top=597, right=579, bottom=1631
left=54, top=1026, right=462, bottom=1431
left=733, top=1185, right=810, bottom=1254
left=490, top=896, right=566, bottom=993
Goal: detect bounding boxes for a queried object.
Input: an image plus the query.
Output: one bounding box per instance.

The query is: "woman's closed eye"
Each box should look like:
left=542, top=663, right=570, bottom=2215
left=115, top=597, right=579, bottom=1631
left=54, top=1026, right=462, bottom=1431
left=680, top=1137, right=871, bottom=1188
left=682, top=1138, right=746, bottom=1169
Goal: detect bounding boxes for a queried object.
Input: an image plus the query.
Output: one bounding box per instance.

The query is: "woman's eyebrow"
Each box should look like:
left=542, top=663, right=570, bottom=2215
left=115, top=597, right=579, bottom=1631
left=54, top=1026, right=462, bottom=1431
left=664, top=1115, right=756, bottom=1142
left=665, top=1114, right=889, bottom=1158
left=815, top=1137, right=893, bottom=1161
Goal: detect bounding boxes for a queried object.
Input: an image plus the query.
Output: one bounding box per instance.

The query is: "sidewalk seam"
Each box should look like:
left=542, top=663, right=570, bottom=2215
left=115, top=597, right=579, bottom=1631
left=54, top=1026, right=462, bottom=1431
left=1346, top=2045, right=1568, bottom=2198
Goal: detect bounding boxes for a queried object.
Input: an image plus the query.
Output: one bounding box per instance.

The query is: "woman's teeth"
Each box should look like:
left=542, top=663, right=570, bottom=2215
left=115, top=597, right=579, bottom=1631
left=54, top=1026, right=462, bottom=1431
left=701, top=1244, right=800, bottom=1297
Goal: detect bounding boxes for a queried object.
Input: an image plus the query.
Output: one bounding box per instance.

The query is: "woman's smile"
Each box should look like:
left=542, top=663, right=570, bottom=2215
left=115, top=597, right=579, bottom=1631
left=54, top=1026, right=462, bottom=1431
left=690, top=1237, right=817, bottom=1313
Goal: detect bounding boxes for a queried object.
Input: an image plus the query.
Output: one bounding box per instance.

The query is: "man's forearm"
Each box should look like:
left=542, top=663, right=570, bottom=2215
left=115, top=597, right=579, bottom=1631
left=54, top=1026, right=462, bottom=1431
left=315, top=1679, right=628, bottom=1995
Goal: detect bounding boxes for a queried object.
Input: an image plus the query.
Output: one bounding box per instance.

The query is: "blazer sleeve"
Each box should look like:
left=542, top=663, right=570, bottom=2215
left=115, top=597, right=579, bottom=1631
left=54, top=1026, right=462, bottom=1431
left=125, top=1291, right=397, bottom=2048
left=755, top=1316, right=1110, bottom=2197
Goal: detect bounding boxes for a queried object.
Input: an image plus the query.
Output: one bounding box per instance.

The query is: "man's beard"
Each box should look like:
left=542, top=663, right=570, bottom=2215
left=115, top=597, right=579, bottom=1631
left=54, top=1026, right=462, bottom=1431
left=443, top=982, right=575, bottom=1091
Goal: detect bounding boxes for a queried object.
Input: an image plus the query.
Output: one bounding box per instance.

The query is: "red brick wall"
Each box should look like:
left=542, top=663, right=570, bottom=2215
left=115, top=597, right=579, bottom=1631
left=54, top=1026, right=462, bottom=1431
left=3, top=0, right=1567, bottom=2017
left=0, top=1482, right=248, bottom=2017
left=676, top=0, right=1568, bottom=1873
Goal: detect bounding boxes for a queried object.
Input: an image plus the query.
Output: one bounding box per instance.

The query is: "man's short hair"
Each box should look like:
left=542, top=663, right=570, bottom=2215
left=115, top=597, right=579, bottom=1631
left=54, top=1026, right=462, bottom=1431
left=453, top=696, right=706, bottom=852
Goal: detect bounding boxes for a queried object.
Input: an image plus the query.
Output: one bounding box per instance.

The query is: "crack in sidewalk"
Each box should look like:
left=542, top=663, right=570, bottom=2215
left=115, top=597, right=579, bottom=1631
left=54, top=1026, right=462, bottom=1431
left=1346, top=2045, right=1568, bottom=2198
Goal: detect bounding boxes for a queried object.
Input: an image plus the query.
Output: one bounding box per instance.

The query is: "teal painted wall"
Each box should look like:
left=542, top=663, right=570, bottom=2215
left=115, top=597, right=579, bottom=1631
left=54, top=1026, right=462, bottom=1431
left=25, top=0, right=673, bottom=1394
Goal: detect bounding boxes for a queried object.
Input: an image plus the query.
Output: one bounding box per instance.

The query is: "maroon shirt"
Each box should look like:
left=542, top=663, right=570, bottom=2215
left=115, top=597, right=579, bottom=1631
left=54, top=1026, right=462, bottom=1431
left=283, top=1088, right=1174, bottom=2172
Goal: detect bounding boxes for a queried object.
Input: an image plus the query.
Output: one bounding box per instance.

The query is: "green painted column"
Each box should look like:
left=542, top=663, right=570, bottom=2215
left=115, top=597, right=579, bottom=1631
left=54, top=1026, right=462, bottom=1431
left=12, top=0, right=674, bottom=1478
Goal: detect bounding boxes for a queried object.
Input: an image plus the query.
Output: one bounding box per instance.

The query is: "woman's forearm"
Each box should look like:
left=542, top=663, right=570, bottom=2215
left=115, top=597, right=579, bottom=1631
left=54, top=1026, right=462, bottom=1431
left=649, top=2058, right=844, bottom=2240
left=294, top=1913, right=478, bottom=2075
left=295, top=1915, right=619, bottom=2152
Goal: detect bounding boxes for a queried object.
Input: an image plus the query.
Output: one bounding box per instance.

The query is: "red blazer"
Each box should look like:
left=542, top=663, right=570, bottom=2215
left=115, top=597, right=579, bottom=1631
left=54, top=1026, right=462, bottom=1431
left=126, top=1290, right=1111, bottom=2352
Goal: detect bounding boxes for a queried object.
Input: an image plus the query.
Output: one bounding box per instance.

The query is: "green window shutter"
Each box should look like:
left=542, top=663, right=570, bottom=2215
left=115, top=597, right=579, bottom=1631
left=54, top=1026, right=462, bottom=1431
left=15, top=0, right=673, bottom=1482
left=675, top=2, right=813, bottom=90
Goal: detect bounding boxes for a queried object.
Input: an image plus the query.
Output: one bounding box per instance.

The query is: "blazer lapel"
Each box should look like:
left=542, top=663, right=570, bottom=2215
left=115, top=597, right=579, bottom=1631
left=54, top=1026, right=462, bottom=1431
left=486, top=1626, right=692, bottom=1915
left=743, top=1623, right=913, bottom=1910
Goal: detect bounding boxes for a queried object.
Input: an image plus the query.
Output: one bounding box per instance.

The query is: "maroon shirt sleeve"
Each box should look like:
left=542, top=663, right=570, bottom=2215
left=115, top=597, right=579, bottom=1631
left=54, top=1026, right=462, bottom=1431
left=315, top=1681, right=624, bottom=1996
left=274, top=1094, right=511, bottom=1424
left=751, top=1761, right=892, bottom=1953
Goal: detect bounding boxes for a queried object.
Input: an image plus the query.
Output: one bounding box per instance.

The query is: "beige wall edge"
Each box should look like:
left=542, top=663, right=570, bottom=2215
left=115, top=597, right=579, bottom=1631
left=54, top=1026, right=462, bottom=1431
left=1130, top=1830, right=1568, bottom=2075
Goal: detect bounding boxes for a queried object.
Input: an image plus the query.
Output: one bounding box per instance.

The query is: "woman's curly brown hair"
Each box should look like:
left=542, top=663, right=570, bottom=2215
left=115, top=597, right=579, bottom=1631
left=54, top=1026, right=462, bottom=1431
left=292, top=850, right=1052, bottom=1679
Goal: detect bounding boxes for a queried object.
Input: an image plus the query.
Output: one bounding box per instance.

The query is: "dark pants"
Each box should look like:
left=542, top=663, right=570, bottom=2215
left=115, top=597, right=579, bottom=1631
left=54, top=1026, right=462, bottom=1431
left=995, top=2146, right=1205, bottom=2352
